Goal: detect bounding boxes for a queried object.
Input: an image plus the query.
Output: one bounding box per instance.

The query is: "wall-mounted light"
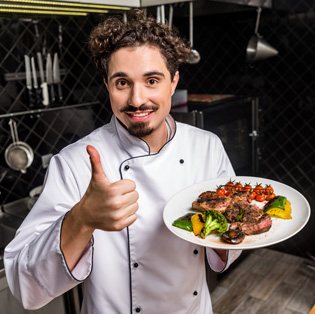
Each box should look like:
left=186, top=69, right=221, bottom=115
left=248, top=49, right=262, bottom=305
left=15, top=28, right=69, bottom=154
left=2, top=0, right=131, bottom=10
left=0, top=8, right=86, bottom=15
left=0, top=4, right=109, bottom=14
left=0, top=0, right=131, bottom=16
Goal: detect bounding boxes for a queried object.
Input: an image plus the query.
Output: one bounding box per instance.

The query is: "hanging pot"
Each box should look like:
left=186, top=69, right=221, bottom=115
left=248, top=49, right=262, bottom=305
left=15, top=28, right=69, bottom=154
left=186, top=1, right=200, bottom=64
left=5, top=119, right=34, bottom=174
left=246, top=7, right=278, bottom=63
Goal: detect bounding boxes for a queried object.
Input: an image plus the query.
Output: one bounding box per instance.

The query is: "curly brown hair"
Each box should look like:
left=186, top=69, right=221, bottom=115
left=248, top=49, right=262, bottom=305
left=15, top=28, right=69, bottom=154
left=88, top=9, right=191, bottom=81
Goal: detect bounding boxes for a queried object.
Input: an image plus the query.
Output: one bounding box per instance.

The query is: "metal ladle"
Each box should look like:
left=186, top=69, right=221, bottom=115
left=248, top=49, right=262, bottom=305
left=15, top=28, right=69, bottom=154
left=186, top=1, right=200, bottom=64
left=246, top=7, right=278, bottom=63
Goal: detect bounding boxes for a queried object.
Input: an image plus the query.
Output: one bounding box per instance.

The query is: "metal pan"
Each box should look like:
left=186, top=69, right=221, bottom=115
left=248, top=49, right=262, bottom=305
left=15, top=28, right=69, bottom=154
left=5, top=119, right=34, bottom=174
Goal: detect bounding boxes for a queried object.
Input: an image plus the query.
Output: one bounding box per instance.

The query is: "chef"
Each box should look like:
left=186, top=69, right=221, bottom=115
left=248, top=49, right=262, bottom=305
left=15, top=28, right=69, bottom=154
left=4, top=9, right=241, bottom=314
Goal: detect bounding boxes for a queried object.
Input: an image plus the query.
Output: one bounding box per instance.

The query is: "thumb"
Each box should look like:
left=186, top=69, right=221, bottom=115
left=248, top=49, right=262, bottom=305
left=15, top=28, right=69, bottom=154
left=86, top=145, right=110, bottom=184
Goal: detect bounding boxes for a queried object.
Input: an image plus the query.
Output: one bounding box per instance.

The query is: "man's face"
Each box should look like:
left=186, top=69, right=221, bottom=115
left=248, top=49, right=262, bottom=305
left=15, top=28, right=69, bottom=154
left=105, top=45, right=179, bottom=140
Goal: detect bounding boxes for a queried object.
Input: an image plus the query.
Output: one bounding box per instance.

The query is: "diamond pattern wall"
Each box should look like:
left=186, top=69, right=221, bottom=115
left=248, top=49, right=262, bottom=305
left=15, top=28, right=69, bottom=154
left=0, top=16, right=110, bottom=205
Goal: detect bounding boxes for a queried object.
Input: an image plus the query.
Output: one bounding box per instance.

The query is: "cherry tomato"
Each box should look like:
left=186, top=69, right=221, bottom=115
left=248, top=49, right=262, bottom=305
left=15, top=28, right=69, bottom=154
left=249, top=191, right=256, bottom=200
left=266, top=192, right=276, bottom=201
left=255, top=193, right=266, bottom=202
left=225, top=189, right=234, bottom=196
left=225, top=179, right=235, bottom=192
left=264, top=185, right=274, bottom=195
left=254, top=183, right=264, bottom=194
left=242, top=183, right=253, bottom=193
left=234, top=182, right=243, bottom=192
left=216, top=185, right=225, bottom=197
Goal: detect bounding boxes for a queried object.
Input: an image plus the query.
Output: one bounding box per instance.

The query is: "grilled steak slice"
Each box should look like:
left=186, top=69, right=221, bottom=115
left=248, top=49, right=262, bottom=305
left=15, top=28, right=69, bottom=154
left=228, top=191, right=251, bottom=206
left=197, top=191, right=219, bottom=202
left=192, top=197, right=229, bottom=213
left=224, top=203, right=263, bottom=223
left=229, top=214, right=272, bottom=236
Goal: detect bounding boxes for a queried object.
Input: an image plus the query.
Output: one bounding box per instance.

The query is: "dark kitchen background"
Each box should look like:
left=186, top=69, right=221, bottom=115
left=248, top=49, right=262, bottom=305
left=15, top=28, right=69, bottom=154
left=0, top=0, right=314, bottom=259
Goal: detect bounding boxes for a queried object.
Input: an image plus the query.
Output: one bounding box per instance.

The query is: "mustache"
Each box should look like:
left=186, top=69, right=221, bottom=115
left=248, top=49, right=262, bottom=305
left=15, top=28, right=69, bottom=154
left=120, top=104, right=159, bottom=113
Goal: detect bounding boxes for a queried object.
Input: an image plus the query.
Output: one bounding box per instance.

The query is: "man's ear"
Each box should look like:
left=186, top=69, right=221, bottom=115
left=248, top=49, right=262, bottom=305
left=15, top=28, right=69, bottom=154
left=104, top=77, right=109, bottom=90
left=171, top=71, right=179, bottom=96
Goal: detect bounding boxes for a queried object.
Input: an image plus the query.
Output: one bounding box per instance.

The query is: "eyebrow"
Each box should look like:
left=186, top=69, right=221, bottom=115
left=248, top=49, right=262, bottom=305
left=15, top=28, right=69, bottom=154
left=109, top=71, right=165, bottom=82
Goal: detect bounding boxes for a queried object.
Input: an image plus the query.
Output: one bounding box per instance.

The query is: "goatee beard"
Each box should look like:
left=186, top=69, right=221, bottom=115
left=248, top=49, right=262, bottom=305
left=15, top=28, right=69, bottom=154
left=127, top=122, right=154, bottom=138
left=119, top=103, right=159, bottom=138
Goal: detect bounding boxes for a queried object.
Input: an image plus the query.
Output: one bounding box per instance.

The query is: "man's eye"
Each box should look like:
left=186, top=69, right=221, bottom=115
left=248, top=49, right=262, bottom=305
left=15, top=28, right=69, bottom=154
left=116, top=80, right=128, bottom=87
left=148, top=78, right=158, bottom=85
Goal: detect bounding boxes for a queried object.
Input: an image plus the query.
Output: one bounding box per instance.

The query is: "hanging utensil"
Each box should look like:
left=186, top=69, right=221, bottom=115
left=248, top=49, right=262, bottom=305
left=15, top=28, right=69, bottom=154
left=53, top=52, right=63, bottom=102
left=186, top=2, right=200, bottom=65
left=246, top=7, right=278, bottom=63
left=5, top=119, right=34, bottom=174
left=46, top=53, right=55, bottom=103
left=156, top=6, right=161, bottom=23
left=31, top=56, right=42, bottom=108
left=24, top=55, right=35, bottom=108
left=37, top=52, right=49, bottom=106
left=169, top=4, right=173, bottom=29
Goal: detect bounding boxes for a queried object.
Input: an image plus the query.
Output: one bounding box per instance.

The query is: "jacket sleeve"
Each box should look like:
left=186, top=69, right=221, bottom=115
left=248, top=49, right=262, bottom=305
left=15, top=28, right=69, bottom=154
left=3, top=155, right=93, bottom=310
left=206, top=248, right=242, bottom=273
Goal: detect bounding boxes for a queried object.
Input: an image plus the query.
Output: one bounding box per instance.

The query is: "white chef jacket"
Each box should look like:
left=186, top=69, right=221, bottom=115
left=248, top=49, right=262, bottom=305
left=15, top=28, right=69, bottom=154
left=4, top=114, right=241, bottom=314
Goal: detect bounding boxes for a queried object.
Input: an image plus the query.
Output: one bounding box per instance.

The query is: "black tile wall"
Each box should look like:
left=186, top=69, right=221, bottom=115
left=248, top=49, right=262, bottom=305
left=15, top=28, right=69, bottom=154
left=0, top=16, right=111, bottom=205
left=0, top=2, right=314, bottom=257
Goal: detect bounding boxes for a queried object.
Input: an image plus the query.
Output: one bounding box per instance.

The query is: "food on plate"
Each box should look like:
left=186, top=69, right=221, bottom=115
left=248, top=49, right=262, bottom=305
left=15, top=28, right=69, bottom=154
left=192, top=190, right=250, bottom=213
left=221, top=229, right=245, bottom=244
left=264, top=184, right=274, bottom=195
left=224, top=179, right=235, bottom=192
left=191, top=213, right=205, bottom=236
left=255, top=192, right=266, bottom=202
left=234, top=182, right=243, bottom=192
left=172, top=213, right=194, bottom=232
left=229, top=213, right=272, bottom=235
left=263, top=196, right=292, bottom=219
left=254, top=183, right=264, bottom=194
left=199, top=210, right=228, bottom=239
left=216, top=185, right=226, bottom=197
left=172, top=180, right=292, bottom=245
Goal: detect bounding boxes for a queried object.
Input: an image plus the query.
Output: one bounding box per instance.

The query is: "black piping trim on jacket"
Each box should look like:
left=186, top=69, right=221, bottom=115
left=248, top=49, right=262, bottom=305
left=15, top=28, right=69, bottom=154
left=119, top=119, right=178, bottom=314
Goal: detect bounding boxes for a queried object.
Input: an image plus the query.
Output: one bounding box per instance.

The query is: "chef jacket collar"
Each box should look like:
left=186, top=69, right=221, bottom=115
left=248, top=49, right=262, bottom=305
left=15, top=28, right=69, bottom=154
left=112, top=114, right=176, bottom=156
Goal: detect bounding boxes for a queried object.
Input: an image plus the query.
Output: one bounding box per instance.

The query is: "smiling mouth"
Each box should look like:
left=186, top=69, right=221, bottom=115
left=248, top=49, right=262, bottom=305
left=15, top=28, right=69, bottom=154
left=127, top=111, right=151, bottom=117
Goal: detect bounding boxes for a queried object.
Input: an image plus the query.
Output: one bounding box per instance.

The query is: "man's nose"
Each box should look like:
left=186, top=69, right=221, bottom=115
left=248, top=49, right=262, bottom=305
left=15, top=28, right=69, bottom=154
left=128, top=84, right=147, bottom=108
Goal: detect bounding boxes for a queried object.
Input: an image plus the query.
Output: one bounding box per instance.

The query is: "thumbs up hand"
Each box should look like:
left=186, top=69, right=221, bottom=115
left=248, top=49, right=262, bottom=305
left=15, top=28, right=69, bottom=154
left=74, top=145, right=139, bottom=232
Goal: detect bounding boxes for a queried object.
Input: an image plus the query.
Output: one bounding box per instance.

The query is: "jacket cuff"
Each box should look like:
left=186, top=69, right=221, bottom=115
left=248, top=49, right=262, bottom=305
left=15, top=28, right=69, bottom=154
left=206, top=248, right=242, bottom=273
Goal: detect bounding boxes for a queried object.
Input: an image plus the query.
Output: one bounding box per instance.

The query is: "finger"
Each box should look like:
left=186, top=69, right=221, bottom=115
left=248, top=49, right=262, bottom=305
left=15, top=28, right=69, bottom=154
left=122, top=190, right=139, bottom=208
left=86, top=145, right=109, bottom=184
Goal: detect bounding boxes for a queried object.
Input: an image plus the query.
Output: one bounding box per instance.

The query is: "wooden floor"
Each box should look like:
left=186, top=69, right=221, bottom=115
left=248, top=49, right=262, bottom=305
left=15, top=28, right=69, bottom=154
left=211, top=248, right=315, bottom=314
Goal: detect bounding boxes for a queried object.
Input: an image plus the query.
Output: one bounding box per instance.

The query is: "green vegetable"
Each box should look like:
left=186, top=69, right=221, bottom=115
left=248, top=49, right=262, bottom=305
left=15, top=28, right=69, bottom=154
left=236, top=206, right=245, bottom=221
left=172, top=213, right=194, bottom=232
left=200, top=210, right=228, bottom=239
left=263, top=196, right=287, bottom=212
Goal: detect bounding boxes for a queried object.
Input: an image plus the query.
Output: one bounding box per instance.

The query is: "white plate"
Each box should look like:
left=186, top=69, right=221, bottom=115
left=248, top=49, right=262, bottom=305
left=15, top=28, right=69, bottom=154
left=163, top=176, right=311, bottom=250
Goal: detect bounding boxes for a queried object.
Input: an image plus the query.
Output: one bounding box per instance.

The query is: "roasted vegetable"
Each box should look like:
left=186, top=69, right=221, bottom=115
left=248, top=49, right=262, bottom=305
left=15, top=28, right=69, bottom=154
left=221, top=229, right=245, bottom=244
left=191, top=213, right=205, bottom=236
left=263, top=195, right=292, bottom=219
left=200, top=210, right=228, bottom=239
left=264, top=195, right=286, bottom=211
left=172, top=213, right=194, bottom=232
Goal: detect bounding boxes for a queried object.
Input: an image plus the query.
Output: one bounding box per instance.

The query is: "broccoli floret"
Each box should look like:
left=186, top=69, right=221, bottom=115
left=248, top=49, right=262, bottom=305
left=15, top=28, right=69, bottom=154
left=200, top=210, right=228, bottom=239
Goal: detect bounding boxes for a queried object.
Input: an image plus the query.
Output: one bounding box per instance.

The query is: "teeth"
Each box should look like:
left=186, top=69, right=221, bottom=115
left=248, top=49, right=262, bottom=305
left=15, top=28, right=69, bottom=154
left=130, top=112, right=149, bottom=117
